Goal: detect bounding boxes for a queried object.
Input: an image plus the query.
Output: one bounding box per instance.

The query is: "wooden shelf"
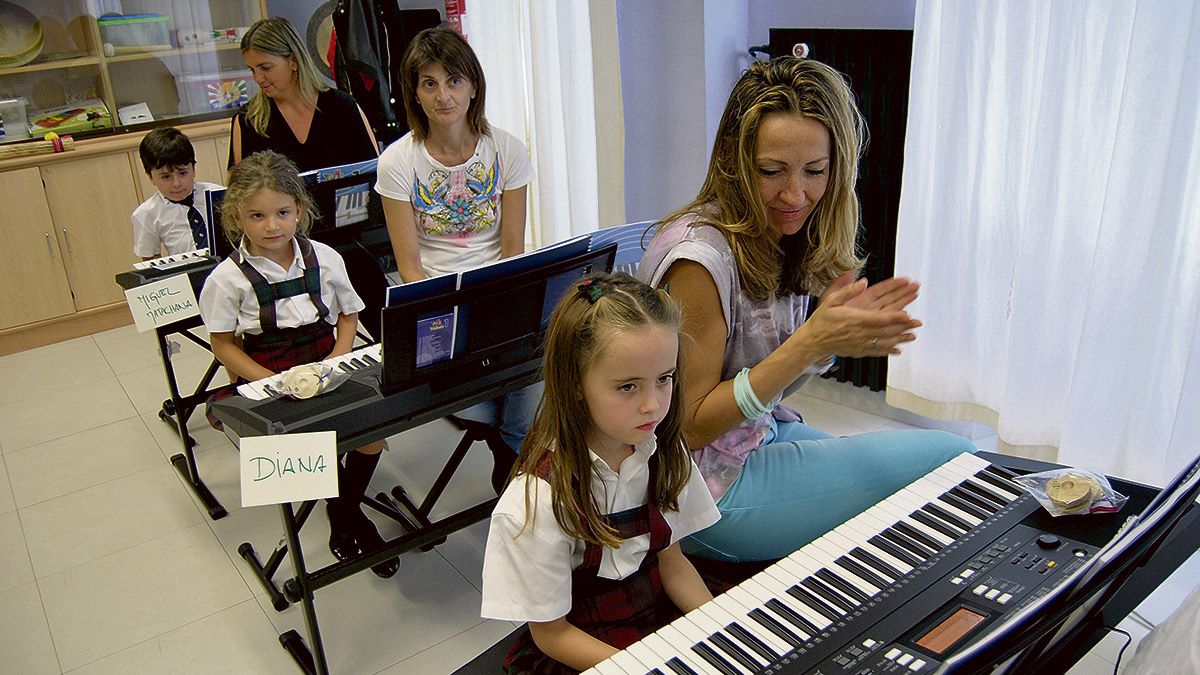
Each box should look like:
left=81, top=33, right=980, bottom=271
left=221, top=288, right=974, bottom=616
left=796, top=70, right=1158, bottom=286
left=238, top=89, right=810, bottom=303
left=105, top=42, right=243, bottom=64
left=0, top=56, right=101, bottom=77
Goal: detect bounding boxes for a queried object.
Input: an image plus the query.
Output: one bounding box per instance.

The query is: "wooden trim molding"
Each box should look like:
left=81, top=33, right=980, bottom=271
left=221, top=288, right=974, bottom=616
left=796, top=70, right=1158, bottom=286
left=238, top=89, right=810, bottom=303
left=0, top=119, right=231, bottom=172
left=0, top=303, right=134, bottom=357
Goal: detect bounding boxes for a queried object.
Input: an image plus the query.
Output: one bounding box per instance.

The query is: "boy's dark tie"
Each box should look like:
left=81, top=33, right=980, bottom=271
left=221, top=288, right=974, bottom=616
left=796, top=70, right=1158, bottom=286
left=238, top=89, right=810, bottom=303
left=169, top=193, right=208, bottom=249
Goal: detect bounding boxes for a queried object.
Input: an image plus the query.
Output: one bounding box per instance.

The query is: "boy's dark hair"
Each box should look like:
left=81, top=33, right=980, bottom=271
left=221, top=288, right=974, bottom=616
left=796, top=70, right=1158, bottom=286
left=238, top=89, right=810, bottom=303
left=139, top=127, right=196, bottom=174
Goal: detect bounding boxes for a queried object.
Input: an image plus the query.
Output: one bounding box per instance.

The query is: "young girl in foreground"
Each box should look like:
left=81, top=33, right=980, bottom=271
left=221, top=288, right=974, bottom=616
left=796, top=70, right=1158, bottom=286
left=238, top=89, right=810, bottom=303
left=199, top=150, right=399, bottom=578
left=482, top=273, right=721, bottom=673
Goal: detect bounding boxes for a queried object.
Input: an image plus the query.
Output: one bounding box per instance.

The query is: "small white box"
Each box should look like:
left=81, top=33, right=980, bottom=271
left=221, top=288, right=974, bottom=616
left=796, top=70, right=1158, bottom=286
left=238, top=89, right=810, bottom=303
left=0, top=97, right=30, bottom=141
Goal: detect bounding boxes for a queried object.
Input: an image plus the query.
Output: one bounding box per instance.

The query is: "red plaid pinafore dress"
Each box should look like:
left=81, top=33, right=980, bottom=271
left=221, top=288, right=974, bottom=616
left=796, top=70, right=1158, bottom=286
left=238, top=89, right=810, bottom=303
left=502, top=457, right=680, bottom=674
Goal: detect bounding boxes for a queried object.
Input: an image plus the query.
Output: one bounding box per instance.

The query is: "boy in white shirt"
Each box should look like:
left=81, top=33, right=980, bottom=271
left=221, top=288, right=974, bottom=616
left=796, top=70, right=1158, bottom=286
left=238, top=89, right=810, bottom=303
left=131, top=127, right=223, bottom=260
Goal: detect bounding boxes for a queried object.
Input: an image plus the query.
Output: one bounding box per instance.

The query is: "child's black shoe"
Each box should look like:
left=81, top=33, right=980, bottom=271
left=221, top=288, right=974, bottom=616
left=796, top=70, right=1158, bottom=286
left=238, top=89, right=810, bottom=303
left=328, top=528, right=364, bottom=561
left=355, top=517, right=401, bottom=578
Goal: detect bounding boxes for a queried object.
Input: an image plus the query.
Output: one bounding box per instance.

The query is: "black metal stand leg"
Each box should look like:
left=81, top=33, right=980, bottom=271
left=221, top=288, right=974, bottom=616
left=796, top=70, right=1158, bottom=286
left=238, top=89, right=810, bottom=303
left=156, top=326, right=228, bottom=520
left=279, top=501, right=329, bottom=675
left=239, top=502, right=317, bottom=612
left=379, top=427, right=479, bottom=553
left=385, top=424, right=480, bottom=526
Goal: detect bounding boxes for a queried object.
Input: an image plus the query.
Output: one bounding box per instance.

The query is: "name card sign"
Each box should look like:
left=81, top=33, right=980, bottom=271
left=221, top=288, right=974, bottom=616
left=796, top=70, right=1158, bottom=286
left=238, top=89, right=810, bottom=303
left=124, top=274, right=200, bottom=332
left=240, top=431, right=338, bottom=508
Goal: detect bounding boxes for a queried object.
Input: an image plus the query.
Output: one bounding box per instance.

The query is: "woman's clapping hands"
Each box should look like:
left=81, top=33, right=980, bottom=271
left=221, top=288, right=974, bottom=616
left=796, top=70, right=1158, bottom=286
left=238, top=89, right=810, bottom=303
left=793, top=271, right=923, bottom=358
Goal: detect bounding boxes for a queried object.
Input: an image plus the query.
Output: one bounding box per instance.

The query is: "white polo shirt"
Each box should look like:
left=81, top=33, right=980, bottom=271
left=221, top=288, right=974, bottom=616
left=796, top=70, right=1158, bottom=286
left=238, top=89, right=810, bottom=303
left=481, top=438, right=720, bottom=623
left=199, top=238, right=365, bottom=336
left=131, top=181, right=223, bottom=257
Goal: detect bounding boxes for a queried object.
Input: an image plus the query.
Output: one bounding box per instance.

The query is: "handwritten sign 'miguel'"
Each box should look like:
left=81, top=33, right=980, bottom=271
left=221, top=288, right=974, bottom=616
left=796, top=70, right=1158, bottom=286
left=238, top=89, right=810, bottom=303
left=240, top=431, right=338, bottom=507
left=124, top=273, right=200, bottom=332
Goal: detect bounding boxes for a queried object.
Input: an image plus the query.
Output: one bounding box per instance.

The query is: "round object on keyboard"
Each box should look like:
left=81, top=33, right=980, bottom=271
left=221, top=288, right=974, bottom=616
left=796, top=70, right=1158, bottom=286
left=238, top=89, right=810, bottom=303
left=1046, top=474, right=1098, bottom=512
left=280, top=363, right=333, bottom=399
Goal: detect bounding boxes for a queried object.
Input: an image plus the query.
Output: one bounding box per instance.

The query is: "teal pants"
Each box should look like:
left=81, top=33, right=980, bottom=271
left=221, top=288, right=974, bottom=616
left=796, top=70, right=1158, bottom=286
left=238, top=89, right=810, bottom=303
left=684, top=423, right=976, bottom=562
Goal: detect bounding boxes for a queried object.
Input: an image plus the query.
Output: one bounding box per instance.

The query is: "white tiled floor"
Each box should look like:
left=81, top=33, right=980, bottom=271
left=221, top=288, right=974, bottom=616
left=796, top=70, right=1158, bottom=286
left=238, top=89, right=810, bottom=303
left=0, top=324, right=1195, bottom=673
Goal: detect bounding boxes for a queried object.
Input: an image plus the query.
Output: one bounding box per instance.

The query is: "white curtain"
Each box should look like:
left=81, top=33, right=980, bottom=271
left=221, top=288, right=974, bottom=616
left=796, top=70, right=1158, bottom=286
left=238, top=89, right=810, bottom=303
left=889, top=0, right=1200, bottom=485
left=464, top=2, right=624, bottom=248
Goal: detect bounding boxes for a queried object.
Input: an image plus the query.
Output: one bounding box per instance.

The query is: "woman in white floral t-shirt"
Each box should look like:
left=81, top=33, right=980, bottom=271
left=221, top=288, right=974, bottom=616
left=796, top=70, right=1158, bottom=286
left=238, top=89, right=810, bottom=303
left=375, top=26, right=537, bottom=493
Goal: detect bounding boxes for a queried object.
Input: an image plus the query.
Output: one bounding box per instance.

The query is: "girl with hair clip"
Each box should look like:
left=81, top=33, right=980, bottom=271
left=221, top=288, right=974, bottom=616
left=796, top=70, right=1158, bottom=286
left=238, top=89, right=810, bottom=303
left=375, top=25, right=538, bottom=493
left=229, top=17, right=378, bottom=171
left=639, top=57, right=976, bottom=563
left=199, top=150, right=399, bottom=578
left=481, top=273, right=721, bottom=674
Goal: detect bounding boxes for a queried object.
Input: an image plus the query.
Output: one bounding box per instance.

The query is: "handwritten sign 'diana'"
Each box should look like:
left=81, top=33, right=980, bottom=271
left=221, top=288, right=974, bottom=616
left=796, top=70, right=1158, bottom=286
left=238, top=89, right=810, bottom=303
left=124, top=273, right=200, bottom=332
left=240, top=431, right=338, bottom=508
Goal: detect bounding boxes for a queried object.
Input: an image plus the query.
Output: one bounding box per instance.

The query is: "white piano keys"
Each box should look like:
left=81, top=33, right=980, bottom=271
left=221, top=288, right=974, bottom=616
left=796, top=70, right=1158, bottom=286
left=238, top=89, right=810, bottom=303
left=697, top=597, right=790, bottom=658
left=133, top=248, right=211, bottom=271
left=583, top=454, right=1026, bottom=675
left=236, top=343, right=382, bottom=400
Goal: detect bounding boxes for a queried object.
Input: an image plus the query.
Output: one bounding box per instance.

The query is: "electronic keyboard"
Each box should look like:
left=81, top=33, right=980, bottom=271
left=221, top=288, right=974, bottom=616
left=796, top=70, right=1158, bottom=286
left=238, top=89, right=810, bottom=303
left=115, top=249, right=219, bottom=291
left=211, top=349, right=541, bottom=451
left=133, top=248, right=212, bottom=271
left=582, top=453, right=1111, bottom=675
left=236, top=344, right=382, bottom=400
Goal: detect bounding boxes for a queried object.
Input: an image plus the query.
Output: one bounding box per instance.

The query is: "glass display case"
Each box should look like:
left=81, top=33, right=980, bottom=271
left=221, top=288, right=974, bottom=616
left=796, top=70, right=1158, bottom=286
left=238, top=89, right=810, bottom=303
left=0, top=0, right=267, bottom=143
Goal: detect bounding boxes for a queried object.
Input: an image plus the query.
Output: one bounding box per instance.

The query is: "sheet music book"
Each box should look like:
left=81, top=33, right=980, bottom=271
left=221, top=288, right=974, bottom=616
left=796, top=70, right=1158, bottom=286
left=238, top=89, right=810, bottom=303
left=385, top=273, right=459, bottom=363
left=415, top=312, right=455, bottom=368
left=205, top=186, right=230, bottom=259
left=454, top=234, right=591, bottom=356
left=588, top=220, right=657, bottom=276
left=457, top=234, right=592, bottom=289
left=300, top=158, right=379, bottom=183
left=384, top=273, right=458, bottom=307
left=333, top=183, right=371, bottom=227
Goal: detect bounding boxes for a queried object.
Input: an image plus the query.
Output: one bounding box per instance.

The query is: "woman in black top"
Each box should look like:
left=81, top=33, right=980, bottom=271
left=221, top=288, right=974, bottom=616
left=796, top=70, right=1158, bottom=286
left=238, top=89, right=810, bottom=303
left=229, top=17, right=377, bottom=170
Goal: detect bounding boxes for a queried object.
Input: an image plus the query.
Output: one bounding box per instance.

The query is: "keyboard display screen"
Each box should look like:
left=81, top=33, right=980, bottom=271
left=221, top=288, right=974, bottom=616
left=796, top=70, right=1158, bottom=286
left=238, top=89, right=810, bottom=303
left=916, top=606, right=987, bottom=654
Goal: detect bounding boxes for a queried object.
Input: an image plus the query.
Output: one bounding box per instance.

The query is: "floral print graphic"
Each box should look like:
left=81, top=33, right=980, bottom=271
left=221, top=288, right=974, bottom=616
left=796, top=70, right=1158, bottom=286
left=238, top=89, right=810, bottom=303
left=410, top=155, right=501, bottom=239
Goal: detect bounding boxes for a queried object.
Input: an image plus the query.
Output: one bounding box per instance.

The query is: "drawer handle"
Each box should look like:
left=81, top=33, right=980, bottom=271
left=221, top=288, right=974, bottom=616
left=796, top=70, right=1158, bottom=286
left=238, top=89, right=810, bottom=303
left=62, top=228, right=73, bottom=253
left=45, top=232, right=55, bottom=256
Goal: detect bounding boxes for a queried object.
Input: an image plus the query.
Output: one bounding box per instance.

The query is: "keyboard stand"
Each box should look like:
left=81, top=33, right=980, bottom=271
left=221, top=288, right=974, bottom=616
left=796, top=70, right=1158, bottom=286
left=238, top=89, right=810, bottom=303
left=238, top=418, right=498, bottom=612
left=223, top=369, right=539, bottom=675
left=153, top=314, right=227, bottom=520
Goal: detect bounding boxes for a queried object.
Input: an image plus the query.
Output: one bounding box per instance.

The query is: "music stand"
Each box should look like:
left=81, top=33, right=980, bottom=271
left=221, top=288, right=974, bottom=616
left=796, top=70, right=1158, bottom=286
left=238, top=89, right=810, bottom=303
left=938, top=450, right=1200, bottom=673
left=380, top=243, right=618, bottom=394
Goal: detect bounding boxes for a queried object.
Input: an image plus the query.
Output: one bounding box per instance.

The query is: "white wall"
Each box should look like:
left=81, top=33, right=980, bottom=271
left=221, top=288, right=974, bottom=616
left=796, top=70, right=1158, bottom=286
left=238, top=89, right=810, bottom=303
left=614, top=0, right=709, bottom=224
left=617, top=0, right=917, bottom=224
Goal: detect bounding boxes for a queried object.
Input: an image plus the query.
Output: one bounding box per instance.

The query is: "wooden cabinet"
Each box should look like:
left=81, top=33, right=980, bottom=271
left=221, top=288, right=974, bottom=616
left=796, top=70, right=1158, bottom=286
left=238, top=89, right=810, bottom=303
left=42, top=154, right=140, bottom=310
left=0, top=169, right=76, bottom=327
left=0, top=0, right=267, bottom=139
left=0, top=119, right=228, bottom=346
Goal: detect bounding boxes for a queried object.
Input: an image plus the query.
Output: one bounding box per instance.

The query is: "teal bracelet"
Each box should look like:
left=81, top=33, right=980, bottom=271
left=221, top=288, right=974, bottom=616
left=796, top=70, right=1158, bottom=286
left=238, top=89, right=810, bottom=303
left=733, top=367, right=772, bottom=419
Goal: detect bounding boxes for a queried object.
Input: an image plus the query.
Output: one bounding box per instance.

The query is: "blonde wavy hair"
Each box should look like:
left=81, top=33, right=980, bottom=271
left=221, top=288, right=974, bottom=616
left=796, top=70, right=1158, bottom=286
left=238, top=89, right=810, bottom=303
left=240, top=18, right=329, bottom=138
left=220, top=150, right=318, bottom=246
left=660, top=57, right=867, bottom=300
left=515, top=273, right=692, bottom=549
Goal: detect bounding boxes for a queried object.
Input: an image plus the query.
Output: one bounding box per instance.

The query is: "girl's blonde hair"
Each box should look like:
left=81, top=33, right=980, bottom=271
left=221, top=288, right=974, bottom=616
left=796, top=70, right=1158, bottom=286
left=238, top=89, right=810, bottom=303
left=220, top=150, right=318, bottom=246
left=240, top=17, right=329, bottom=137
left=516, top=272, right=691, bottom=548
left=659, top=57, right=867, bottom=300
left=398, top=26, right=490, bottom=142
